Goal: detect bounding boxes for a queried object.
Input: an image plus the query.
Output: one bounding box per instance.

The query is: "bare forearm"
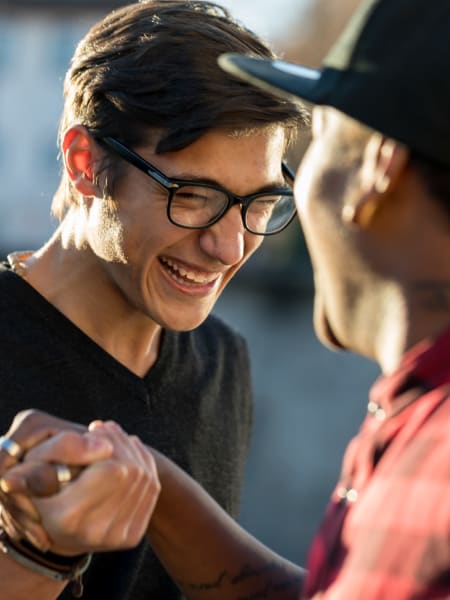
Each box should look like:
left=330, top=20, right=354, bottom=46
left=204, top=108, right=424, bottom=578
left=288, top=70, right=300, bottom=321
left=148, top=450, right=305, bottom=600
left=0, top=552, right=66, bottom=600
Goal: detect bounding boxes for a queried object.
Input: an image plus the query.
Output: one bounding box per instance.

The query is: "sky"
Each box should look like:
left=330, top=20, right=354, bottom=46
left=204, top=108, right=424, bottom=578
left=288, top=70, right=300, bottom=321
left=208, top=0, right=312, bottom=43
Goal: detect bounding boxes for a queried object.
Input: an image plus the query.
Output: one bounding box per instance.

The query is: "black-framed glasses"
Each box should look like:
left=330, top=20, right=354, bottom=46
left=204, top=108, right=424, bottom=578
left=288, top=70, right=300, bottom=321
left=98, top=136, right=297, bottom=236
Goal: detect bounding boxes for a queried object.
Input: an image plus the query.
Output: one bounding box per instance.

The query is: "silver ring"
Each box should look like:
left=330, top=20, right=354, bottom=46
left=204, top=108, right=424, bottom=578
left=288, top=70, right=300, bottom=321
left=55, top=464, right=72, bottom=488
left=0, top=436, right=24, bottom=461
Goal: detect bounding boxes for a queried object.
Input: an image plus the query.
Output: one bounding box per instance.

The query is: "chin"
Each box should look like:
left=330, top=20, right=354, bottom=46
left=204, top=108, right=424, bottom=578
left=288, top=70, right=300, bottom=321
left=313, top=297, right=346, bottom=351
left=158, top=311, right=209, bottom=332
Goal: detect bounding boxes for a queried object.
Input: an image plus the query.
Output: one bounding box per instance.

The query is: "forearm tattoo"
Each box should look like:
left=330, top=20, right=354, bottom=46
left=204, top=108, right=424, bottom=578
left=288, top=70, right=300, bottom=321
left=177, top=561, right=303, bottom=599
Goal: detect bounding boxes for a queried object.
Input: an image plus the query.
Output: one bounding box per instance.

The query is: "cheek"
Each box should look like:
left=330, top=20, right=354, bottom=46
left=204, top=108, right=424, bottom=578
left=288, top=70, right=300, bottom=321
left=87, top=200, right=127, bottom=263
left=295, top=147, right=349, bottom=243
left=294, top=151, right=325, bottom=257
left=294, top=138, right=324, bottom=202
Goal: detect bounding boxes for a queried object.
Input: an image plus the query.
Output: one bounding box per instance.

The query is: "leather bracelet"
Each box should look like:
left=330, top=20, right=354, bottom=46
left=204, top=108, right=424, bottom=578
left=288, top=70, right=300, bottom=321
left=0, top=527, right=92, bottom=597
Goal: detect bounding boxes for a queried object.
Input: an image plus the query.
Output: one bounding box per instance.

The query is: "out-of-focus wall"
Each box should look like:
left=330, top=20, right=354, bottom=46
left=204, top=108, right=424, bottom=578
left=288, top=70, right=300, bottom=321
left=0, top=6, right=109, bottom=250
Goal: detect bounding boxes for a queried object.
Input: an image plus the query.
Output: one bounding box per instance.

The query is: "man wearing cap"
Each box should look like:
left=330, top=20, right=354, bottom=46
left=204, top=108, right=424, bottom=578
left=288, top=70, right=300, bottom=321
left=1, top=0, right=449, bottom=598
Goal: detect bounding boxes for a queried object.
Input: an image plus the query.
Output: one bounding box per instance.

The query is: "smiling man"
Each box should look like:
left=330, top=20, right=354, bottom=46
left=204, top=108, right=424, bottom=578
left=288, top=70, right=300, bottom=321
left=0, top=1, right=304, bottom=598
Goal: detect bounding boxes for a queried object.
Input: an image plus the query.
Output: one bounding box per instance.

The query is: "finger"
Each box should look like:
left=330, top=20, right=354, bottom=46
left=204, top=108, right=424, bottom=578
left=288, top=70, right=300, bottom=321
left=28, top=455, right=160, bottom=554
left=1, top=506, right=25, bottom=541
left=0, top=436, right=25, bottom=471
left=126, top=478, right=160, bottom=544
left=24, top=431, right=113, bottom=466
left=1, top=462, right=83, bottom=497
left=6, top=410, right=86, bottom=449
left=87, top=423, right=139, bottom=468
left=91, top=422, right=139, bottom=463
left=0, top=488, right=41, bottom=521
left=0, top=410, right=86, bottom=473
left=2, top=503, right=52, bottom=552
left=99, top=439, right=160, bottom=546
left=130, top=436, right=155, bottom=468
left=90, top=428, right=160, bottom=541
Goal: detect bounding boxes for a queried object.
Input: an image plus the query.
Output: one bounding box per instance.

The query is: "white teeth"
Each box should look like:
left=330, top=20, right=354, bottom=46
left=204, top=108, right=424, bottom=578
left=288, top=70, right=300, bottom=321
left=160, top=257, right=217, bottom=285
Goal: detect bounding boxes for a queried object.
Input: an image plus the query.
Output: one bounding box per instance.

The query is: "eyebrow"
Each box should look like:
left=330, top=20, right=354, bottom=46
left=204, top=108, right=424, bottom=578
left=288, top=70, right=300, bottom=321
left=170, top=172, right=291, bottom=195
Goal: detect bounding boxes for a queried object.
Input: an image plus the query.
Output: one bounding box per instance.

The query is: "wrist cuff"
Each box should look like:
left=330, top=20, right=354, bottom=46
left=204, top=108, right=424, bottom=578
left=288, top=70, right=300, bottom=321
left=0, top=527, right=92, bottom=597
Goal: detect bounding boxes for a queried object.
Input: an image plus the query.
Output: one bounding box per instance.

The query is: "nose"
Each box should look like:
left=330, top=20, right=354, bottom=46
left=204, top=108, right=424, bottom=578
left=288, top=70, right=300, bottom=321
left=199, top=205, right=246, bottom=266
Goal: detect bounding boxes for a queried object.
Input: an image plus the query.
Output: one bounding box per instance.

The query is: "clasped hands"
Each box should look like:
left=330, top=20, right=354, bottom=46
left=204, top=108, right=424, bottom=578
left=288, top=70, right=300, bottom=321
left=0, top=410, right=161, bottom=557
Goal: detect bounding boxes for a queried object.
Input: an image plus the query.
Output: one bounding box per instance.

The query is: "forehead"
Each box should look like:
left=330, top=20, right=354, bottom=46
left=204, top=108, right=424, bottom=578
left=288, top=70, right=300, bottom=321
left=312, top=106, right=370, bottom=142
left=155, top=126, right=286, bottom=168
left=142, top=126, right=288, bottom=195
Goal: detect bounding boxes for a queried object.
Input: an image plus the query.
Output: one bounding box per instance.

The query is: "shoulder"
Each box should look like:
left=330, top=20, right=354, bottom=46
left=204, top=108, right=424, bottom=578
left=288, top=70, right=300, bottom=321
left=0, top=264, right=56, bottom=344
left=0, top=263, right=31, bottom=311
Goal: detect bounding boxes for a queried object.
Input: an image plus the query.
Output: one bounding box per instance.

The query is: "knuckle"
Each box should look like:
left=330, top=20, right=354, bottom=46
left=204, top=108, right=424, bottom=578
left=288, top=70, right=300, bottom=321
left=104, top=420, right=123, bottom=432
left=129, top=435, right=141, bottom=447
left=120, top=522, right=145, bottom=549
left=80, top=520, right=108, bottom=547
left=10, top=409, right=40, bottom=431
left=153, top=477, right=162, bottom=496
left=127, top=529, right=145, bottom=548
left=135, top=464, right=155, bottom=491
left=147, top=452, right=158, bottom=473
left=109, top=462, right=129, bottom=483
left=130, top=463, right=143, bottom=480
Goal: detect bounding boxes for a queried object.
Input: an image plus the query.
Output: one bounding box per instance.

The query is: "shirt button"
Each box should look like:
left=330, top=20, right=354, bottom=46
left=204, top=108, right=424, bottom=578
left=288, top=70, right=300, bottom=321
left=367, top=400, right=386, bottom=421
left=337, top=486, right=358, bottom=503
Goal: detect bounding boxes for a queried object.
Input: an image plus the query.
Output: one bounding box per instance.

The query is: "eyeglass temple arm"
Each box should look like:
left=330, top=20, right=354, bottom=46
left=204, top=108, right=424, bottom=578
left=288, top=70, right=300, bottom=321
left=100, top=135, right=296, bottom=190
left=282, top=161, right=296, bottom=184
left=100, top=136, right=171, bottom=188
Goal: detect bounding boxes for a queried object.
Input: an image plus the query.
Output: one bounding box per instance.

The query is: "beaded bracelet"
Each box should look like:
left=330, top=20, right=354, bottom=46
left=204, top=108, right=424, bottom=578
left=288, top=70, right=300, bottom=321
left=0, top=527, right=92, bottom=598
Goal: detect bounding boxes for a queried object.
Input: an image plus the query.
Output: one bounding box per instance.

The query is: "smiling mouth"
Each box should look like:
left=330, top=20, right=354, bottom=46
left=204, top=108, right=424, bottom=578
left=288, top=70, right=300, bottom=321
left=159, top=257, right=219, bottom=286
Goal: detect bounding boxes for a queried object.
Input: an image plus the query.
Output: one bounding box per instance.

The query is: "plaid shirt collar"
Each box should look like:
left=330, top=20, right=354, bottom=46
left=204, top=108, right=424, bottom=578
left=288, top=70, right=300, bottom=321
left=369, top=327, right=450, bottom=418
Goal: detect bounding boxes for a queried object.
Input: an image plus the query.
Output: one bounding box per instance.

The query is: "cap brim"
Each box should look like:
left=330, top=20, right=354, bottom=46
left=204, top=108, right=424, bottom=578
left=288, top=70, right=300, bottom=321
left=218, top=53, right=321, bottom=103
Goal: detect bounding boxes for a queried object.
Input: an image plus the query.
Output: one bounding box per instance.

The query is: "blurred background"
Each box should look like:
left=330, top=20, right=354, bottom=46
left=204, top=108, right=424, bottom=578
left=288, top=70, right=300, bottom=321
left=0, top=0, right=379, bottom=565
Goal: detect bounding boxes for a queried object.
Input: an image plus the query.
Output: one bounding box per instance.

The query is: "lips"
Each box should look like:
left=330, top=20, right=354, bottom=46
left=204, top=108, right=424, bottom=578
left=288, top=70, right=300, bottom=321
left=159, top=256, right=219, bottom=287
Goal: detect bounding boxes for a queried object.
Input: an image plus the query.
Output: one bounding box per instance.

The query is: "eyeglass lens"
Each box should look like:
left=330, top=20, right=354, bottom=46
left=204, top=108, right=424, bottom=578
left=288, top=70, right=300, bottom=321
left=169, top=185, right=295, bottom=234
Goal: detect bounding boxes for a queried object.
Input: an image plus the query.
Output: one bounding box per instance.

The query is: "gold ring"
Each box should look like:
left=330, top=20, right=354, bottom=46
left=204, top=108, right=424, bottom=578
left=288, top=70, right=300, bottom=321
left=55, top=464, right=72, bottom=488
left=0, top=436, right=24, bottom=461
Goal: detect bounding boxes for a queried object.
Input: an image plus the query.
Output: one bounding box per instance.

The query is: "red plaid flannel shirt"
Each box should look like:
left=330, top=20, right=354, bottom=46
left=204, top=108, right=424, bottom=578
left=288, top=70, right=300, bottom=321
left=304, top=328, right=450, bottom=599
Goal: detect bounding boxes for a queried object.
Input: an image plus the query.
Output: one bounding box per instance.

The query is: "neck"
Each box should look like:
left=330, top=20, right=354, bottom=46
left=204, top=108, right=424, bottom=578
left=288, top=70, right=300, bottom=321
left=374, top=283, right=450, bottom=375
left=18, top=232, right=162, bottom=378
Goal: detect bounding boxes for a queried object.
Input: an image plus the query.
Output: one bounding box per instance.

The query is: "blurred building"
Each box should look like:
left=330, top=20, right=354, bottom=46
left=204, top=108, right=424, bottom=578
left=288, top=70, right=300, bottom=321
left=0, top=1, right=122, bottom=251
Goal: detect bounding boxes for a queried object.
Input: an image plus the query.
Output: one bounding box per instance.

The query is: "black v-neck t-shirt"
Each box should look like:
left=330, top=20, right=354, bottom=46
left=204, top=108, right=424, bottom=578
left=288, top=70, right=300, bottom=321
left=0, top=265, right=253, bottom=599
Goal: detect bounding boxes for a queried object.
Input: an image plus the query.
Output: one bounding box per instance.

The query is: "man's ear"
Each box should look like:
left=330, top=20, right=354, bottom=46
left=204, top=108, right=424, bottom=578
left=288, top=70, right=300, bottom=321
left=61, top=125, right=101, bottom=197
left=342, top=133, right=410, bottom=228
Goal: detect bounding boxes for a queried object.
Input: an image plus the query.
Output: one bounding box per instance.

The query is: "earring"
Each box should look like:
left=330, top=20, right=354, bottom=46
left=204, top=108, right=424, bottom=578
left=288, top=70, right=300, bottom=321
left=374, top=173, right=390, bottom=194
left=356, top=199, right=378, bottom=227
left=341, top=204, right=356, bottom=224
left=341, top=199, right=378, bottom=228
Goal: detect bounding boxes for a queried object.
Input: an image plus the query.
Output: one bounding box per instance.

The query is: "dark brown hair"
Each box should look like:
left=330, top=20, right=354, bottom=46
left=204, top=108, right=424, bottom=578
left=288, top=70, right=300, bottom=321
left=53, top=0, right=308, bottom=218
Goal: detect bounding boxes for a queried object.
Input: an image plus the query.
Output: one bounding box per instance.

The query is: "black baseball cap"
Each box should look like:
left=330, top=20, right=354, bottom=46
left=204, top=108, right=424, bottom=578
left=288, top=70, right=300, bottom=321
left=219, top=0, right=450, bottom=166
